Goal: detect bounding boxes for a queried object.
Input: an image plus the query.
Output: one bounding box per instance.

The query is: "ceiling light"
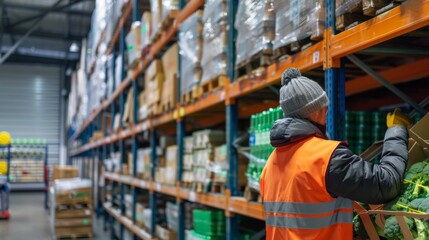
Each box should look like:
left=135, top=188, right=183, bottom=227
left=69, top=42, right=79, bottom=52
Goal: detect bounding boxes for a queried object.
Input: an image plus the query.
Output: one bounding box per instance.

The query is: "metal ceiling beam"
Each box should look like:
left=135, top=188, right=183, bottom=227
left=347, top=54, right=427, bottom=114
left=0, top=0, right=63, bottom=64
left=3, top=30, right=85, bottom=41
left=0, top=0, right=4, bottom=58
left=10, top=0, right=89, bottom=28
left=3, top=2, right=92, bottom=17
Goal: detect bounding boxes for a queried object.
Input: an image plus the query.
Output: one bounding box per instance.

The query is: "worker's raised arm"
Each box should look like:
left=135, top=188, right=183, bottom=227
left=325, top=125, right=408, bottom=204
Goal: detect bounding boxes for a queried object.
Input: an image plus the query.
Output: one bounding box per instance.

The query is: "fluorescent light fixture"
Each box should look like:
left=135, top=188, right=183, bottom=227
left=69, top=42, right=79, bottom=52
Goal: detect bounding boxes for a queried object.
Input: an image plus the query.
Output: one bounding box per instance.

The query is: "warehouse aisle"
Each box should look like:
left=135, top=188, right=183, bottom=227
left=0, top=192, right=109, bottom=240
left=0, top=192, right=50, bottom=240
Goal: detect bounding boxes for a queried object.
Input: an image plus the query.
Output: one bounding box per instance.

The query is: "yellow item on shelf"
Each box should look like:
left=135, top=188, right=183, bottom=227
left=0, top=162, right=7, bottom=175
left=0, top=131, right=11, bottom=146
left=386, top=109, right=412, bottom=128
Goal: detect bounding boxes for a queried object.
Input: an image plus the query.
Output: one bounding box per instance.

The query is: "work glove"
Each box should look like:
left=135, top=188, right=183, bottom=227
left=386, top=108, right=412, bottom=128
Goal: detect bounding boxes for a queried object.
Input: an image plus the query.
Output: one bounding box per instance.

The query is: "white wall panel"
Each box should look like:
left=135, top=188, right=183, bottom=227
left=0, top=64, right=61, bottom=171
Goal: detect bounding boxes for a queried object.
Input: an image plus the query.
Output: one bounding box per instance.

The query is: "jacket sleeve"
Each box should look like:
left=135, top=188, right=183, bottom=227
left=325, top=126, right=408, bottom=204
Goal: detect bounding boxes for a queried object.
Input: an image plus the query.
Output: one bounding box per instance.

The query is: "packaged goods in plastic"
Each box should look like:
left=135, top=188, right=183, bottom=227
left=166, top=202, right=178, bottom=232
left=235, top=0, right=275, bottom=66
left=115, top=55, right=123, bottom=88
left=179, top=11, right=203, bottom=96
left=150, top=0, right=163, bottom=39
left=273, top=0, right=325, bottom=53
left=141, top=12, right=152, bottom=49
left=201, top=0, right=227, bottom=83
left=126, top=22, right=142, bottom=65
left=336, top=0, right=362, bottom=16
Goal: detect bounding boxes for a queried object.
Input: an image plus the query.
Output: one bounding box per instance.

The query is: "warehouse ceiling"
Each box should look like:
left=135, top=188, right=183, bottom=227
left=1, top=0, right=95, bottom=64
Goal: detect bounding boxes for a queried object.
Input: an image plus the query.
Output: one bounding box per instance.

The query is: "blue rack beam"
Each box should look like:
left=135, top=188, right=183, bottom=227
left=325, top=0, right=345, bottom=141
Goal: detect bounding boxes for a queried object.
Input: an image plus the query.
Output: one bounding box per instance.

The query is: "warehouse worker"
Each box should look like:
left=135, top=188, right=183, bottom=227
left=260, top=68, right=411, bottom=240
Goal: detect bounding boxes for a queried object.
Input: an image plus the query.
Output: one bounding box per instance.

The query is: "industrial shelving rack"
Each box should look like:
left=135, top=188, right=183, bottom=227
left=68, top=0, right=429, bottom=239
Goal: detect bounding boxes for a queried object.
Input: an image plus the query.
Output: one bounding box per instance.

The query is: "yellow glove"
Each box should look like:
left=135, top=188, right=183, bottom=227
left=386, top=109, right=412, bottom=128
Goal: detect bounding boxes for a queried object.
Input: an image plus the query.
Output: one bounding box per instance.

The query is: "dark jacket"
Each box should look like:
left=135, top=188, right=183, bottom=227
left=270, top=118, right=408, bottom=204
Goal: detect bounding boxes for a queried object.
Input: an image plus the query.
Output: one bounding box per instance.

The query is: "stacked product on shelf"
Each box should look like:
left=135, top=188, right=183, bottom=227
left=213, top=144, right=248, bottom=192
left=191, top=130, right=225, bottom=192
left=273, top=0, right=325, bottom=55
left=160, top=44, right=178, bottom=112
left=201, top=0, right=227, bottom=83
left=235, top=0, right=275, bottom=69
left=155, top=145, right=177, bottom=185
left=126, top=21, right=143, bottom=66
left=150, top=0, right=179, bottom=40
left=51, top=178, right=93, bottom=238
left=345, top=111, right=387, bottom=154
left=166, top=202, right=178, bottom=232
left=190, top=209, right=225, bottom=240
left=335, top=0, right=369, bottom=31
left=182, top=137, right=194, bottom=186
left=141, top=12, right=153, bottom=50
left=137, top=148, right=152, bottom=180
left=139, top=44, right=178, bottom=119
left=247, top=107, right=283, bottom=197
left=8, top=138, right=46, bottom=184
left=179, top=10, right=204, bottom=103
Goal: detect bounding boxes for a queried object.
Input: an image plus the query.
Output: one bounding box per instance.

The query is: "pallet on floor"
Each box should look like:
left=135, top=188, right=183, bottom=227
left=55, top=233, right=93, bottom=240
left=55, top=226, right=93, bottom=239
left=195, top=75, right=227, bottom=99
left=55, top=208, right=93, bottom=219
left=244, top=186, right=262, bottom=203
left=235, top=52, right=272, bottom=80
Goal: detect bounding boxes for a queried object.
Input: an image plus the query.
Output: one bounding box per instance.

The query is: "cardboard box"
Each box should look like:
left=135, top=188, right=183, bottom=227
left=146, top=59, right=163, bottom=82
left=52, top=166, right=78, bottom=181
left=409, top=113, right=429, bottom=154
left=156, top=225, right=177, bottom=240
left=165, top=145, right=178, bottom=168
left=161, top=44, right=178, bottom=84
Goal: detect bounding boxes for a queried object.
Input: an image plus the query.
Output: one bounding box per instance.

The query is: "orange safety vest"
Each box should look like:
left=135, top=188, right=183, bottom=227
left=260, top=136, right=353, bottom=240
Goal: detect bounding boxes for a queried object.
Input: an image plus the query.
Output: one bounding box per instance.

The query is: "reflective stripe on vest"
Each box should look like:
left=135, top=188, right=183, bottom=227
left=264, top=197, right=353, bottom=229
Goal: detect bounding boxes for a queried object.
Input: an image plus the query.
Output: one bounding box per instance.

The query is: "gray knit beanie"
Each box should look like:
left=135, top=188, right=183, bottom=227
left=279, top=68, right=328, bottom=119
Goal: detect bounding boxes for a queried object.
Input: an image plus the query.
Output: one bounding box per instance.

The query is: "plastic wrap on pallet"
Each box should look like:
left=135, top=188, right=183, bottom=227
left=115, top=55, right=123, bottom=89
left=235, top=0, right=275, bottom=66
left=179, top=11, right=203, bottom=96
left=161, top=0, right=179, bottom=22
left=126, top=21, right=142, bottom=65
left=150, top=0, right=162, bottom=39
left=201, top=0, right=227, bottom=83
left=54, top=178, right=92, bottom=193
left=336, top=0, right=362, bottom=16
left=141, top=12, right=152, bottom=49
left=106, top=54, right=114, bottom=98
left=166, top=202, right=179, bottom=232
left=273, top=0, right=325, bottom=51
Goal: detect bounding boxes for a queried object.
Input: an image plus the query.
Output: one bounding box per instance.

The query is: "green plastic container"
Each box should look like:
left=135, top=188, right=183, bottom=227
left=193, top=220, right=225, bottom=236
left=193, top=209, right=225, bottom=221
left=191, top=230, right=225, bottom=240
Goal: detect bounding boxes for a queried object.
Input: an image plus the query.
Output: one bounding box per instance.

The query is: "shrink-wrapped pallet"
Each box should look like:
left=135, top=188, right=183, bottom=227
left=273, top=0, right=325, bottom=53
left=235, top=0, right=275, bottom=66
left=201, top=0, right=227, bottom=83
left=179, top=10, right=203, bottom=96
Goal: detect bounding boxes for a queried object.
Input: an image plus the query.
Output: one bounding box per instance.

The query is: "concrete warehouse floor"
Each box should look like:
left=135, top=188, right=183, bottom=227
left=0, top=192, right=109, bottom=240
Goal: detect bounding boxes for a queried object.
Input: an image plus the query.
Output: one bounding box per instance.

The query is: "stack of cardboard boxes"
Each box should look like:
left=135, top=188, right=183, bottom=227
left=139, top=44, right=178, bottom=120
left=52, top=179, right=93, bottom=238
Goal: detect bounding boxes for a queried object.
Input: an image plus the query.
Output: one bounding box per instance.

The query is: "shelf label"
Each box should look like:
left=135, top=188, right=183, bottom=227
left=313, top=51, right=320, bottom=63
left=189, top=191, right=196, bottom=202
left=173, top=110, right=178, bottom=119
left=179, top=107, right=185, bottom=117
left=156, top=183, right=161, bottom=192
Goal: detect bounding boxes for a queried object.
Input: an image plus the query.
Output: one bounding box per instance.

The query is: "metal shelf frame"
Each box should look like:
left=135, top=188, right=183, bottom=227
left=69, top=0, right=429, bottom=239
